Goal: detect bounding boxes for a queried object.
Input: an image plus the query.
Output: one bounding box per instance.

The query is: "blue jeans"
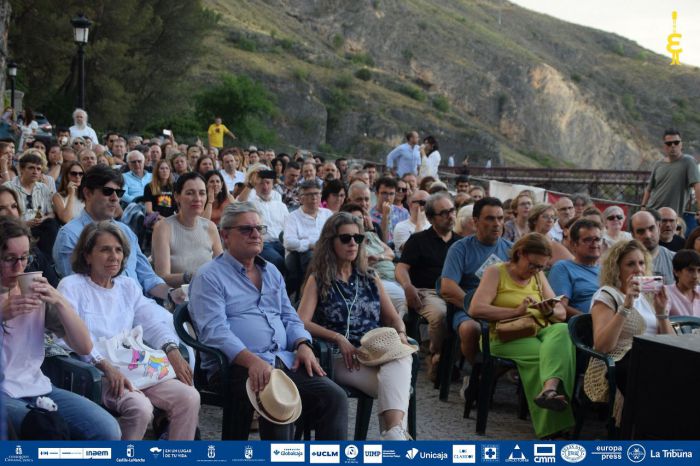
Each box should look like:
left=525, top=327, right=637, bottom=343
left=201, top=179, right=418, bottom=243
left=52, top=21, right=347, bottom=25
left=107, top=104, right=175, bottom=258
left=4, top=386, right=121, bottom=440
left=261, top=241, right=286, bottom=274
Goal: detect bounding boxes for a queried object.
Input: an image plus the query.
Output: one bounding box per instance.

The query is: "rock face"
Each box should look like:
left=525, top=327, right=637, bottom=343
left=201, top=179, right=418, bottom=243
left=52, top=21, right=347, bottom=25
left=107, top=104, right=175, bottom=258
left=203, top=0, right=700, bottom=168
left=0, top=0, right=10, bottom=99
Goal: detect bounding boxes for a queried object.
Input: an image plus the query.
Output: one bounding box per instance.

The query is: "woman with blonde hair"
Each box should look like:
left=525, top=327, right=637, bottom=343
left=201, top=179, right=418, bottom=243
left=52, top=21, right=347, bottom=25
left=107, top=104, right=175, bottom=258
left=470, top=233, right=575, bottom=438
left=586, top=240, right=673, bottom=414
left=144, top=159, right=176, bottom=221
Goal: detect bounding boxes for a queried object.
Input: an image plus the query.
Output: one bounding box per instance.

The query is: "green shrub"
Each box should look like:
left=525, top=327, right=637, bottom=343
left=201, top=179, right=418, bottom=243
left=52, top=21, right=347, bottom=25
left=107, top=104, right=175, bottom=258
left=335, top=73, right=353, bottom=89
left=399, top=84, right=426, bottom=102
left=355, top=68, right=372, bottom=81
left=432, top=95, right=449, bottom=112
left=332, top=34, right=344, bottom=50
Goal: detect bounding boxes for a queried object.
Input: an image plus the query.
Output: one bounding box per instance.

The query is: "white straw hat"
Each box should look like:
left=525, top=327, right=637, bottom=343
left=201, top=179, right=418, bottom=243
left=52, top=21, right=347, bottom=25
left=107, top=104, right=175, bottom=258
left=246, top=369, right=302, bottom=425
left=356, top=327, right=418, bottom=367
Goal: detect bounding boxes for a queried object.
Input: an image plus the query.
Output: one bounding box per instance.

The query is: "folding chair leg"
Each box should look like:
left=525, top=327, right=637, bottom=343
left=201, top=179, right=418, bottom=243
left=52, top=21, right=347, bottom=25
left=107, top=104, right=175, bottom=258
left=408, top=390, right=417, bottom=439
left=354, top=396, right=374, bottom=440
left=463, top=363, right=481, bottom=419
left=517, top=380, right=528, bottom=420
left=476, top=360, right=496, bottom=435
left=438, top=338, right=457, bottom=401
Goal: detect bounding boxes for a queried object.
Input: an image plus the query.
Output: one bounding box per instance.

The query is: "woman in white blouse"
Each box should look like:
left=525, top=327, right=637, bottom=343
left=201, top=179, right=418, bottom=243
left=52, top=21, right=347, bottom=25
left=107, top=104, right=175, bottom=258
left=58, top=221, right=200, bottom=440
left=419, top=135, right=441, bottom=179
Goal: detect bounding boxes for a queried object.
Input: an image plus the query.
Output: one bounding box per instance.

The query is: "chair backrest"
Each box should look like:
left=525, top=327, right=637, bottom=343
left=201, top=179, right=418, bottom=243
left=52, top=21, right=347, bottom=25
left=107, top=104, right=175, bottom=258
left=568, top=314, right=594, bottom=348
left=670, top=315, right=700, bottom=335
left=173, top=303, right=209, bottom=388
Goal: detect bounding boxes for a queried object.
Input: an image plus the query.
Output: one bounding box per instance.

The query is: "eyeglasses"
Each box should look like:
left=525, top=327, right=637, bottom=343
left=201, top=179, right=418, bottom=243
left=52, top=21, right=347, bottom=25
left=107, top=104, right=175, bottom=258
left=69, top=171, right=84, bottom=177
left=540, top=215, right=556, bottom=221
left=100, top=187, right=126, bottom=198
left=435, top=207, right=456, bottom=217
left=412, top=200, right=427, bottom=206
left=397, top=188, right=408, bottom=193
left=337, top=233, right=365, bottom=244
left=379, top=192, right=395, bottom=197
left=517, top=202, right=533, bottom=207
left=302, top=192, right=321, bottom=197
left=1, top=254, right=34, bottom=266
left=664, top=140, right=681, bottom=146
left=607, top=215, right=624, bottom=221
left=580, top=237, right=602, bottom=245
left=224, top=225, right=268, bottom=237
left=660, top=218, right=677, bottom=224
left=527, top=261, right=546, bottom=272
left=128, top=160, right=144, bottom=165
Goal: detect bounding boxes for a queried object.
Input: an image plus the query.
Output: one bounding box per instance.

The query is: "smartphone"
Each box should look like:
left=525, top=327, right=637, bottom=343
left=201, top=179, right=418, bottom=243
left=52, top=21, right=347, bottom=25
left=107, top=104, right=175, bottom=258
left=634, top=276, right=664, bottom=294
left=162, top=129, right=172, bottom=137
left=533, top=295, right=564, bottom=307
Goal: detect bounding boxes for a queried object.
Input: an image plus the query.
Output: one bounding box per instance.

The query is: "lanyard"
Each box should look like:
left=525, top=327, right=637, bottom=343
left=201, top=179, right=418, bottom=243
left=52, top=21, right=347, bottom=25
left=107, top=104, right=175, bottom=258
left=333, top=277, right=359, bottom=340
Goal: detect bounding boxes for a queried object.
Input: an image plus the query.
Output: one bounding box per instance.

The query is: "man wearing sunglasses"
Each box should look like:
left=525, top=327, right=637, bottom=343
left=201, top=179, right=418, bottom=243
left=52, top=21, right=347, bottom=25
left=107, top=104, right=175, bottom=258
left=396, top=192, right=461, bottom=383
left=392, top=190, right=430, bottom=254
left=549, top=219, right=602, bottom=318
left=53, top=165, right=180, bottom=305
left=641, top=128, right=700, bottom=215
left=190, top=202, right=348, bottom=440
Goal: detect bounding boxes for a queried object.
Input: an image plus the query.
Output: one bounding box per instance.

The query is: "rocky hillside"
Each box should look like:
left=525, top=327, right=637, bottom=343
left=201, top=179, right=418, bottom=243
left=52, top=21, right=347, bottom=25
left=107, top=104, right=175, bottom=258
left=198, top=0, right=700, bottom=169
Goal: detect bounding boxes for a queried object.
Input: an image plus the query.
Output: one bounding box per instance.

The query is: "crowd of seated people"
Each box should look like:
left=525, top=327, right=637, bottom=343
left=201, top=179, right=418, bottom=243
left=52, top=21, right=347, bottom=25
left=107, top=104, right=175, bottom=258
left=1, top=116, right=698, bottom=442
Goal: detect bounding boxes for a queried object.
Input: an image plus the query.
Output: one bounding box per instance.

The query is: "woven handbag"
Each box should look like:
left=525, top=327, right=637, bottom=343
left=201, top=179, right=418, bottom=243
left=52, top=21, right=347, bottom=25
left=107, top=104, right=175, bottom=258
left=495, top=271, right=547, bottom=342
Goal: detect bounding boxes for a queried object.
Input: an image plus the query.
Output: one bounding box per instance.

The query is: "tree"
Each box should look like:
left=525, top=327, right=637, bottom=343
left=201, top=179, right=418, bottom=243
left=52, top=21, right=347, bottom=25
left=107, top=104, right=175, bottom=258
left=195, top=74, right=278, bottom=146
left=9, top=0, right=217, bottom=132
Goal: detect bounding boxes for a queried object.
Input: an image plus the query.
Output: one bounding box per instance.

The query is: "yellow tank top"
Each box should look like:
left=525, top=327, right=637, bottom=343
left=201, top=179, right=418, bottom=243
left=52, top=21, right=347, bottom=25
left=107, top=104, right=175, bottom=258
left=489, top=263, right=547, bottom=338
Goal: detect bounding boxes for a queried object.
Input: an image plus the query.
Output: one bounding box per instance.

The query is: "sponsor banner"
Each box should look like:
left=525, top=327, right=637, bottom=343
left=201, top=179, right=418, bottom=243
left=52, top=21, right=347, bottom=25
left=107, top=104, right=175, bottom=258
left=1, top=441, right=699, bottom=465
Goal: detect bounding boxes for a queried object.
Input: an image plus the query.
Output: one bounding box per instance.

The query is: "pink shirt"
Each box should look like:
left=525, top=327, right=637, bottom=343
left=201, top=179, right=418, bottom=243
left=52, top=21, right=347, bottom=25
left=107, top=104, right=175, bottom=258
left=665, top=284, right=700, bottom=317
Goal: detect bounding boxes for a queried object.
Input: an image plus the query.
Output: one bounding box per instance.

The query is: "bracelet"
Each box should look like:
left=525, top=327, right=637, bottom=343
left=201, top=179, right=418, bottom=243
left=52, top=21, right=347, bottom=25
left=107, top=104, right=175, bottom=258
left=655, top=313, right=669, bottom=320
left=182, top=271, right=192, bottom=284
left=397, top=330, right=407, bottom=336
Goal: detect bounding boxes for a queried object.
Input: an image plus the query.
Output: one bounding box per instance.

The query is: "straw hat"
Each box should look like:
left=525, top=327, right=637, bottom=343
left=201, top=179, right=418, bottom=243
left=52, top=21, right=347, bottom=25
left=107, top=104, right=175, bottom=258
left=356, top=327, right=418, bottom=367
left=245, top=369, right=302, bottom=425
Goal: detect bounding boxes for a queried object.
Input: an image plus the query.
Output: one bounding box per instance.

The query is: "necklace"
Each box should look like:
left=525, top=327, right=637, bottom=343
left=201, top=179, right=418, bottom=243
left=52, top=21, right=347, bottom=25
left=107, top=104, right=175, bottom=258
left=333, top=274, right=359, bottom=340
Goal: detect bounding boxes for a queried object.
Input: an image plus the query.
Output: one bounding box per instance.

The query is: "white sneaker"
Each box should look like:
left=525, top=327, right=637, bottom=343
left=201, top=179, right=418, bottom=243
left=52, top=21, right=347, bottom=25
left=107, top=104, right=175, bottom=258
left=459, top=375, right=470, bottom=401
left=380, top=425, right=412, bottom=440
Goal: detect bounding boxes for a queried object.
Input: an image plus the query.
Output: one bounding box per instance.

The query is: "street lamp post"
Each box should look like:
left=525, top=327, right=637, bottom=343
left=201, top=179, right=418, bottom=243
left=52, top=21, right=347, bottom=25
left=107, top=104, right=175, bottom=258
left=6, top=60, right=17, bottom=113
left=70, top=13, right=91, bottom=109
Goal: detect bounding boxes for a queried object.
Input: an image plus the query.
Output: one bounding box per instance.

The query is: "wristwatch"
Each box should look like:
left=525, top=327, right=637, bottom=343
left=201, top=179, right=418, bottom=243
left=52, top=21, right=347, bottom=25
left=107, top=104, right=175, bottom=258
left=295, top=340, right=314, bottom=352
left=617, top=306, right=632, bottom=318
left=162, top=342, right=179, bottom=354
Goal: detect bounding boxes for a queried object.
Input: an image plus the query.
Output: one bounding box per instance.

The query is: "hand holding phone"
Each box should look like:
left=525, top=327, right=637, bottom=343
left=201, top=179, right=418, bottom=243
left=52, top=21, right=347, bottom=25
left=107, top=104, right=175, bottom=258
left=533, top=295, right=564, bottom=307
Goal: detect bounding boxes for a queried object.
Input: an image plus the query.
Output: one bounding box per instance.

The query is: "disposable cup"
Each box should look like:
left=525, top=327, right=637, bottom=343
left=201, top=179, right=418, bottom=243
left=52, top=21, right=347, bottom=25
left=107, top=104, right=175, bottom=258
left=180, top=284, right=189, bottom=301
left=18, top=271, right=43, bottom=295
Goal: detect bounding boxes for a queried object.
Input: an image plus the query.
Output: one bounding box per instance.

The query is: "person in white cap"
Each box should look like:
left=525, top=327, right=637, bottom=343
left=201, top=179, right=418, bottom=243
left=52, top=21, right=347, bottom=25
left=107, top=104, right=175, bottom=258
left=189, top=202, right=348, bottom=440
left=298, top=212, right=416, bottom=440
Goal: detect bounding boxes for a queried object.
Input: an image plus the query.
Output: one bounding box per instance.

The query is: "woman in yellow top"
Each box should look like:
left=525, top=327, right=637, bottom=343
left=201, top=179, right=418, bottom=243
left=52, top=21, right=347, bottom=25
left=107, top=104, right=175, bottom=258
left=470, top=233, right=575, bottom=438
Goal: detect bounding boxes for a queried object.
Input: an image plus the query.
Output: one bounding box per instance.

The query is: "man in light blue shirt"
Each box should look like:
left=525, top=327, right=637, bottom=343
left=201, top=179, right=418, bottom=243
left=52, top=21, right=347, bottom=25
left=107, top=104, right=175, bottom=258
left=52, top=165, right=173, bottom=302
left=386, top=131, right=420, bottom=177
left=189, top=202, right=347, bottom=440
left=122, top=151, right=152, bottom=203
left=549, top=218, right=602, bottom=317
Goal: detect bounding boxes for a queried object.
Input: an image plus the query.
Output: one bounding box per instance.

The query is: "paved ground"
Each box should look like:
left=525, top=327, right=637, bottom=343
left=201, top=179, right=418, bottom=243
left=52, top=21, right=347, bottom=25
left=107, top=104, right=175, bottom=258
left=195, top=353, right=608, bottom=441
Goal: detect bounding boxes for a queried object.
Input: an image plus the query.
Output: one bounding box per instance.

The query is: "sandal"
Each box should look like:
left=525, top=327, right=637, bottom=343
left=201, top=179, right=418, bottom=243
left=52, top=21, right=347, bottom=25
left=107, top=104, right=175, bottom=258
left=534, top=389, right=569, bottom=412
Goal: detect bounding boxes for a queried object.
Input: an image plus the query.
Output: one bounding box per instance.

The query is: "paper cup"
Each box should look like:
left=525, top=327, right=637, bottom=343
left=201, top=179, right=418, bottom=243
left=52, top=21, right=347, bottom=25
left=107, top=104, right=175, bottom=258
left=18, top=271, right=43, bottom=295
left=180, top=284, right=189, bottom=301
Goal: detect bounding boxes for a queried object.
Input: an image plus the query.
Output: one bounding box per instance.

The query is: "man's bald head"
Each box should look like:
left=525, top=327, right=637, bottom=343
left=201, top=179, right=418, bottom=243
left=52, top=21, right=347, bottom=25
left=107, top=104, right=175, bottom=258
left=631, top=210, right=660, bottom=253
left=658, top=207, right=678, bottom=242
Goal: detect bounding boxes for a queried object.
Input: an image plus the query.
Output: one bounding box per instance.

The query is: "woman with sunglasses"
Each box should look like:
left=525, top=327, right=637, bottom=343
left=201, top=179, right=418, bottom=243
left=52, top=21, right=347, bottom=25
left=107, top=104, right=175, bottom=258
left=602, top=206, right=631, bottom=249
left=297, top=212, right=414, bottom=440
left=52, top=161, right=85, bottom=224
left=528, top=203, right=573, bottom=268
left=394, top=180, right=409, bottom=210
left=151, top=172, right=222, bottom=289
left=469, top=233, right=576, bottom=438
left=0, top=216, right=121, bottom=440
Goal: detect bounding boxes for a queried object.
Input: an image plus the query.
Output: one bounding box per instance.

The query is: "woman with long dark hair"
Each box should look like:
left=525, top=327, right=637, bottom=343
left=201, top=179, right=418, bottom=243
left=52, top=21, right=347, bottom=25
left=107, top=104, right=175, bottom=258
left=52, top=161, right=85, bottom=224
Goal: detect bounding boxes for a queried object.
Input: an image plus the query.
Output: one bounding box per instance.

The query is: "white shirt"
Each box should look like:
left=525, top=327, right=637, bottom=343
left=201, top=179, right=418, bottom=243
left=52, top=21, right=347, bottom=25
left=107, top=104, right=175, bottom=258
left=283, top=207, right=333, bottom=253
left=220, top=169, right=245, bottom=193
left=252, top=196, right=289, bottom=242
left=393, top=218, right=431, bottom=253
left=69, top=125, right=99, bottom=145
left=248, top=188, right=282, bottom=203
left=419, top=151, right=441, bottom=178
left=58, top=274, right=179, bottom=362
left=549, top=221, right=564, bottom=242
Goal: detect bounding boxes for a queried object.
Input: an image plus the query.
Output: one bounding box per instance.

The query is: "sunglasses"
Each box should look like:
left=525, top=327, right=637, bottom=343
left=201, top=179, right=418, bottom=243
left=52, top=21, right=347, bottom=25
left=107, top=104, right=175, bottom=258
left=527, top=262, right=546, bottom=272
left=435, top=207, right=456, bottom=217
left=337, top=233, right=365, bottom=244
left=397, top=188, right=408, bottom=193
left=69, top=171, right=84, bottom=177
left=101, top=187, right=126, bottom=198
left=412, top=200, right=427, bottom=206
left=225, top=225, right=268, bottom=237
left=664, top=140, right=681, bottom=146
left=607, top=215, right=624, bottom=221
left=73, top=141, right=85, bottom=146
